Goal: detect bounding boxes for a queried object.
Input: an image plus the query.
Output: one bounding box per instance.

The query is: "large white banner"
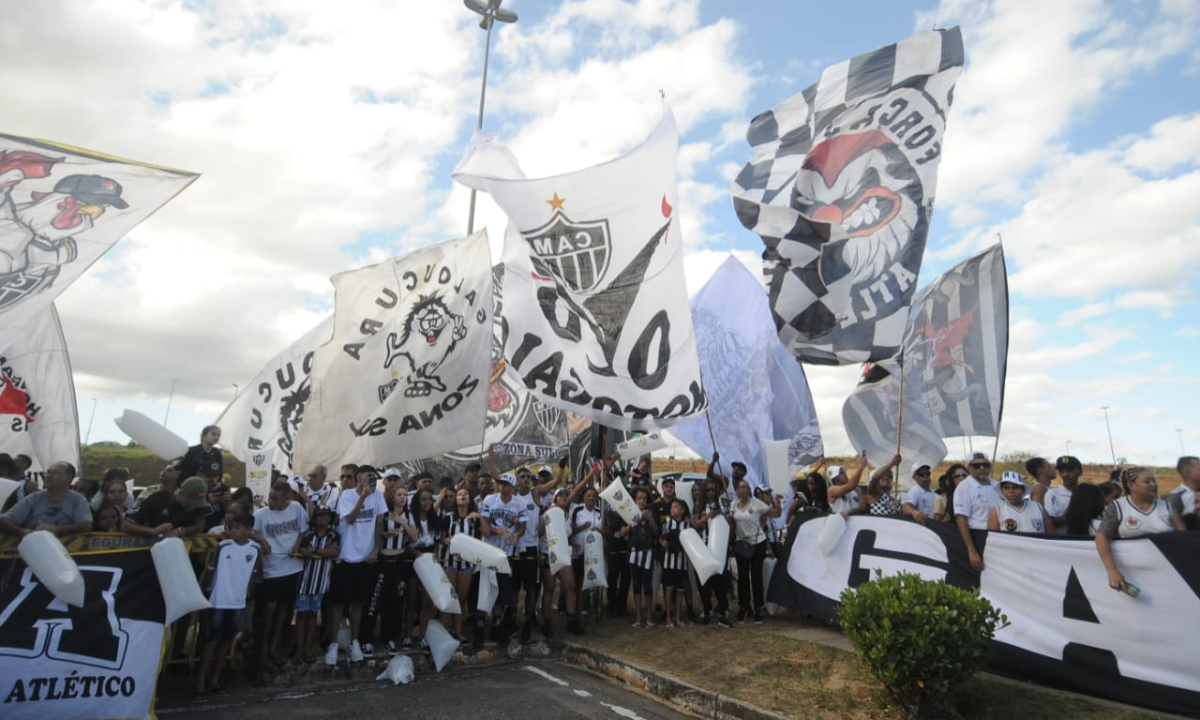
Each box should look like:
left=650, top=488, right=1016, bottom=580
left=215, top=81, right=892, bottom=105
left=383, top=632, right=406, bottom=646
left=670, top=256, right=822, bottom=486
left=244, top=448, right=271, bottom=507
left=293, top=231, right=493, bottom=471
left=0, top=304, right=79, bottom=472
left=215, top=317, right=333, bottom=473
left=454, top=107, right=706, bottom=431
left=0, top=137, right=197, bottom=349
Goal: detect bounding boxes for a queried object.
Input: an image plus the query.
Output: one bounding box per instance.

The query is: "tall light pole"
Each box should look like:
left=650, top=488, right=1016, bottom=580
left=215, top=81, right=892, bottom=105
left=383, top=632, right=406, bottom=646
left=84, top=398, right=98, bottom=446
left=464, top=0, right=518, bottom=235
left=164, top=378, right=178, bottom=428
left=232, top=383, right=239, bottom=400
left=1065, top=439, right=1071, bottom=455
left=1100, top=406, right=1116, bottom=468
left=1178, top=428, right=1186, bottom=455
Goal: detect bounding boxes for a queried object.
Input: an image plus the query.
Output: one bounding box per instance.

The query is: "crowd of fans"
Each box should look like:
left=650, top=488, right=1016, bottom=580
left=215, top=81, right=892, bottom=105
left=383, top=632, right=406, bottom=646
left=1, top=427, right=1197, bottom=704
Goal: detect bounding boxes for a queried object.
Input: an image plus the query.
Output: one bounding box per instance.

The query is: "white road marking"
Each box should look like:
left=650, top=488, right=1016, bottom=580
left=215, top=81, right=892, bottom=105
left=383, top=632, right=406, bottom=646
left=523, top=665, right=570, bottom=687
left=601, top=702, right=649, bottom=719
left=573, top=689, right=592, bottom=697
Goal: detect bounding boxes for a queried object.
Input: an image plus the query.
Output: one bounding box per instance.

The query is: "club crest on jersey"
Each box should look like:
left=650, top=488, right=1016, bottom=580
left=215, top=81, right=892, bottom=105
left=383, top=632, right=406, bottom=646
left=522, top=200, right=612, bottom=293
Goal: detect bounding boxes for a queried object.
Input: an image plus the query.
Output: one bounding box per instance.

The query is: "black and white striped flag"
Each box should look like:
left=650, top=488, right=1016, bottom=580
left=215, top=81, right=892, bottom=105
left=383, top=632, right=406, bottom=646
left=842, top=244, right=1009, bottom=470
left=731, top=28, right=964, bottom=365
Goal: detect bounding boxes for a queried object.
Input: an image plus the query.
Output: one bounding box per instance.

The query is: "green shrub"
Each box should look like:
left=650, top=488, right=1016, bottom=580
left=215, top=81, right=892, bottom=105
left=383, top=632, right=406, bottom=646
left=838, top=572, right=1008, bottom=718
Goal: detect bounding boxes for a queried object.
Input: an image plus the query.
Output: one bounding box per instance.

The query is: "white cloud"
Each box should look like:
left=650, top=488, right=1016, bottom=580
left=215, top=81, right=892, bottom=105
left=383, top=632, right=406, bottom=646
left=1122, top=112, right=1200, bottom=173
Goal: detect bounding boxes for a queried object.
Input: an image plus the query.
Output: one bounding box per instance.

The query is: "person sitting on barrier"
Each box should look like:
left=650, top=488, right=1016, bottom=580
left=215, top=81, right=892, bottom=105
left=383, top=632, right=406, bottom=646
left=194, top=512, right=260, bottom=704
left=1168, top=456, right=1198, bottom=530
left=987, top=472, right=1050, bottom=534
left=93, top=502, right=126, bottom=533
left=1063, top=483, right=1106, bottom=536
left=1, top=461, right=97, bottom=538
left=125, top=476, right=211, bottom=539
left=1096, top=467, right=1186, bottom=593
left=933, top=464, right=968, bottom=523
left=954, top=451, right=1002, bottom=571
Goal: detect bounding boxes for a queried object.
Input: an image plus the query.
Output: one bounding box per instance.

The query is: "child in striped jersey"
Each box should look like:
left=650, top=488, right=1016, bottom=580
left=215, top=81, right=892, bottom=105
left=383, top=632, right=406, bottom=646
left=659, top=498, right=690, bottom=628
left=291, top=508, right=341, bottom=664
left=628, top=486, right=660, bottom=629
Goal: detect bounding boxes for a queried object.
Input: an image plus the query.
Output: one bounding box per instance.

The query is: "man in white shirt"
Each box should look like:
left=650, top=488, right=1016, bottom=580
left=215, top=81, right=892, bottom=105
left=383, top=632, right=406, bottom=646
left=1044, top=455, right=1082, bottom=532
left=480, top=473, right=526, bottom=640
left=902, top=464, right=937, bottom=524
left=953, top=451, right=1001, bottom=570
left=254, top=481, right=309, bottom=666
left=323, top=464, right=386, bottom=666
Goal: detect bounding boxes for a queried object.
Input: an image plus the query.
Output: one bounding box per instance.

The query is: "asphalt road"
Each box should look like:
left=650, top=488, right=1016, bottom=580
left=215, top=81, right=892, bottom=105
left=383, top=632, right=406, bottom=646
left=158, top=660, right=695, bottom=720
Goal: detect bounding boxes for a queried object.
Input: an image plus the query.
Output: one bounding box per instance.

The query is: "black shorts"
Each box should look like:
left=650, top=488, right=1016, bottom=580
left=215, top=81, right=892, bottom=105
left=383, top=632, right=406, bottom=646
left=513, top=548, right=540, bottom=588
left=631, top=565, right=654, bottom=594
left=257, top=573, right=300, bottom=604
left=326, top=561, right=376, bottom=604
left=661, top=568, right=688, bottom=591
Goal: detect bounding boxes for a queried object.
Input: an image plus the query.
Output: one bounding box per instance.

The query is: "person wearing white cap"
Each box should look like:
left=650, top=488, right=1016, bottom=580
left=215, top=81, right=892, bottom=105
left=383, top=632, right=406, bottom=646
left=987, top=472, right=1050, bottom=534
left=953, top=451, right=1002, bottom=570
left=479, top=471, right=526, bottom=641
left=902, top=464, right=937, bottom=525
left=827, top=454, right=868, bottom=514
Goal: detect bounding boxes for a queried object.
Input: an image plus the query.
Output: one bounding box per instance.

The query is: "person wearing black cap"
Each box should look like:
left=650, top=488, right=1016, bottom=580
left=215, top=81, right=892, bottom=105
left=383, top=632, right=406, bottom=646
left=1046, top=456, right=1083, bottom=533
left=124, top=476, right=212, bottom=538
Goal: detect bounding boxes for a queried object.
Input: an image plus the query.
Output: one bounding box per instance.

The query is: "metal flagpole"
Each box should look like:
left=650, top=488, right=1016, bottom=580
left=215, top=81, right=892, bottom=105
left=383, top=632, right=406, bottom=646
left=464, top=0, right=518, bottom=235
left=704, top=409, right=726, bottom=480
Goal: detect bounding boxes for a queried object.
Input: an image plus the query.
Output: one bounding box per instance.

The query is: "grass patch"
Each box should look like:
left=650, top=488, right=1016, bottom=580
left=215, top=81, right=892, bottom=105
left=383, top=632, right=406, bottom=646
left=572, top=612, right=1169, bottom=720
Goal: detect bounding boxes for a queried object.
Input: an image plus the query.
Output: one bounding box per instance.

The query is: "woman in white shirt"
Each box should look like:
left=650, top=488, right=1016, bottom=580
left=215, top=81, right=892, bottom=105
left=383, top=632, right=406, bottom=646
left=1095, top=467, right=1185, bottom=592
left=730, top=479, right=781, bottom=624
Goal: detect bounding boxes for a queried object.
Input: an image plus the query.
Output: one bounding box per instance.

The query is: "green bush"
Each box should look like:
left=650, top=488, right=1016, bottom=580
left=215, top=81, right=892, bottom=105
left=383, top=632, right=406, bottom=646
left=838, top=572, right=1008, bottom=718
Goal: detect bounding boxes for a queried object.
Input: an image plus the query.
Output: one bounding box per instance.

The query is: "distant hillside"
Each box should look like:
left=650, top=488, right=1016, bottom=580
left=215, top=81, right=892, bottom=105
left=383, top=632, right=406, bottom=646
left=82, top=445, right=246, bottom=487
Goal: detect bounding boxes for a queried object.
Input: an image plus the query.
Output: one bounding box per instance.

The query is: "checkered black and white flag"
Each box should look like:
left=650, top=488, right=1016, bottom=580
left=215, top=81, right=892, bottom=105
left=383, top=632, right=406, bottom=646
left=842, top=244, right=1008, bottom=470
left=731, top=28, right=964, bottom=365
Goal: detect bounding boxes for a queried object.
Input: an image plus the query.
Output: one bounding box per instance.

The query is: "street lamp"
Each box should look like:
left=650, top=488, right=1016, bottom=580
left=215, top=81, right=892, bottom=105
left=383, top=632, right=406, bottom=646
left=464, top=0, right=518, bottom=235
left=1100, top=406, right=1116, bottom=468
left=84, top=398, right=98, bottom=446
left=232, top=383, right=239, bottom=400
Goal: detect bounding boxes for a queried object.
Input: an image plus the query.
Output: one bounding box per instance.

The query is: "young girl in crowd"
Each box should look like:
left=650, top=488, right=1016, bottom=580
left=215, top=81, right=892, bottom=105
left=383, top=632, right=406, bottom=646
left=93, top=503, right=124, bottom=532
left=377, top=478, right=409, bottom=653
left=627, top=486, right=659, bottom=629
left=440, top=488, right=479, bottom=643
left=403, top=488, right=441, bottom=649
left=659, top=497, right=690, bottom=628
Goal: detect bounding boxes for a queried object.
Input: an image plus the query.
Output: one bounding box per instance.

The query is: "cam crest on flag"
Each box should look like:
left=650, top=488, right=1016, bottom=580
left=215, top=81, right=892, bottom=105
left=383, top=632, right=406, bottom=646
left=454, top=105, right=707, bottom=431
left=731, top=28, right=964, bottom=365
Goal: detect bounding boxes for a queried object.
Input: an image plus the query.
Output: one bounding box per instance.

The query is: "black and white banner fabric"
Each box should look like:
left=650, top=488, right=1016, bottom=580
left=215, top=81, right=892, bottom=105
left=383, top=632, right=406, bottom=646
left=731, top=29, right=964, bottom=365
left=0, top=547, right=167, bottom=720
left=842, top=244, right=1008, bottom=469
left=454, top=106, right=707, bottom=431
left=293, top=231, right=493, bottom=471
left=770, top=514, right=1200, bottom=716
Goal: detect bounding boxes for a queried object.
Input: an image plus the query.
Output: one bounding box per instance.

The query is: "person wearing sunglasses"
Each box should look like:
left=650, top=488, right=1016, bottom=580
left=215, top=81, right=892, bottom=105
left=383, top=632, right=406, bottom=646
left=902, top=465, right=937, bottom=525
left=953, top=451, right=1001, bottom=570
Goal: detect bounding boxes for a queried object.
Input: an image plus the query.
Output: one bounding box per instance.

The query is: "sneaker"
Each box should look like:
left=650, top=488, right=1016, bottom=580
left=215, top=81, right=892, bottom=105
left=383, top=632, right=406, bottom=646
left=717, top=614, right=734, bottom=629
left=566, top=615, right=583, bottom=635
left=699, top=613, right=711, bottom=626
left=754, top=612, right=764, bottom=625
left=349, top=640, right=364, bottom=663
left=361, top=643, right=374, bottom=657
left=419, top=638, right=430, bottom=654
left=542, top=619, right=554, bottom=639
left=386, top=640, right=398, bottom=656
left=324, top=642, right=338, bottom=666
left=631, top=621, right=643, bottom=629
left=736, top=609, right=748, bottom=623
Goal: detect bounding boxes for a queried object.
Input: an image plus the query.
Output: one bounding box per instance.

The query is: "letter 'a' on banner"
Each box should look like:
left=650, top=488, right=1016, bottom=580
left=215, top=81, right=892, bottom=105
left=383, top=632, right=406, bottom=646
left=0, top=136, right=198, bottom=350
left=292, top=231, right=493, bottom=472
left=453, top=104, right=707, bottom=432
left=731, top=29, right=964, bottom=366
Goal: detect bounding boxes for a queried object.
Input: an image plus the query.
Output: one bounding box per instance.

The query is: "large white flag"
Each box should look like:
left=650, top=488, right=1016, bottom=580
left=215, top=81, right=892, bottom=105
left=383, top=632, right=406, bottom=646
left=215, top=317, right=333, bottom=473
left=0, top=304, right=79, bottom=472
left=454, top=106, right=706, bottom=431
left=293, top=232, right=493, bottom=471
left=669, top=256, right=822, bottom=487
left=0, top=136, right=197, bottom=349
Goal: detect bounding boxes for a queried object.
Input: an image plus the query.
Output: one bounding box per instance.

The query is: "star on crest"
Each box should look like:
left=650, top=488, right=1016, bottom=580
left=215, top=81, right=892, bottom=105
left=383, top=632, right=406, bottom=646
left=546, top=193, right=566, bottom=210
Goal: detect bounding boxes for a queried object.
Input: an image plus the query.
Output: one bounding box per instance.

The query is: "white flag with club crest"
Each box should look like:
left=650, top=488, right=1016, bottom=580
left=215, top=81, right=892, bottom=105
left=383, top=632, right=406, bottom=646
left=293, top=231, right=493, bottom=471
left=454, top=105, right=706, bottom=431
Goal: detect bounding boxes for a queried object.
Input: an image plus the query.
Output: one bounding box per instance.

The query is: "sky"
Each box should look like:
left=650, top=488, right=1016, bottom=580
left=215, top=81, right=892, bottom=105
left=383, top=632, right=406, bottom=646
left=4, top=0, right=1198, bottom=469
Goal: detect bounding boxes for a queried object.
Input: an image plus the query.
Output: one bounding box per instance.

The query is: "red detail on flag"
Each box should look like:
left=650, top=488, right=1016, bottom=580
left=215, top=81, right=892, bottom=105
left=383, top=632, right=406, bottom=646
left=0, top=150, right=60, bottom=180
left=803, top=131, right=892, bottom=188
left=913, top=307, right=977, bottom=373
left=530, top=270, right=551, bottom=281
left=661, top=195, right=672, bottom=218
left=0, top=376, right=33, bottom=422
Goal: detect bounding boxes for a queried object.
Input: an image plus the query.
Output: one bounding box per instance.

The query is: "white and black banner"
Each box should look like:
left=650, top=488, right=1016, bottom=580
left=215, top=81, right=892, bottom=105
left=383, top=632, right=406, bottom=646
left=454, top=106, right=707, bottom=431
left=244, top=447, right=271, bottom=507
left=293, top=231, right=493, bottom=471
left=770, top=514, right=1200, bottom=716
left=216, top=317, right=332, bottom=474
left=0, top=546, right=168, bottom=720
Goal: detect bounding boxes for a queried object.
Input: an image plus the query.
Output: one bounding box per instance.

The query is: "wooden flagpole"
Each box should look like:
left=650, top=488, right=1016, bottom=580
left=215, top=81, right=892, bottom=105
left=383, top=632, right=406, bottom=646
left=704, top=409, right=726, bottom=480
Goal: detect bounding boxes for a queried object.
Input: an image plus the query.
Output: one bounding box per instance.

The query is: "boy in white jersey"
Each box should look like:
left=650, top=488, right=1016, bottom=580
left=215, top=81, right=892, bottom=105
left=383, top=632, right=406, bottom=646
left=479, top=473, right=526, bottom=641
left=987, top=472, right=1050, bottom=534
left=195, top=513, right=260, bottom=704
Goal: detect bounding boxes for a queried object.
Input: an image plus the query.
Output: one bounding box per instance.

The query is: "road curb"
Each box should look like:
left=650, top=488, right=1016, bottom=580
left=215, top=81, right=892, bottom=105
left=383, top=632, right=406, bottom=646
left=560, top=642, right=792, bottom=720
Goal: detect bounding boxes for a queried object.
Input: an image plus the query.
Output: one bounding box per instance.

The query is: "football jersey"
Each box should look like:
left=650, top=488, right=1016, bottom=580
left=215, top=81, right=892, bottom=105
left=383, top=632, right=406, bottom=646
left=480, top=493, right=527, bottom=557
left=953, top=477, right=1002, bottom=530
left=1044, top=485, right=1073, bottom=519
left=209, top=539, right=260, bottom=609
left=995, top=499, right=1046, bottom=533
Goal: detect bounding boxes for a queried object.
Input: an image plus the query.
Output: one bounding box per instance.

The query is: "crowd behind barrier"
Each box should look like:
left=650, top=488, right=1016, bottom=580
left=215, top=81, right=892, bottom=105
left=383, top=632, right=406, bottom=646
left=1, top=444, right=1197, bottom=712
